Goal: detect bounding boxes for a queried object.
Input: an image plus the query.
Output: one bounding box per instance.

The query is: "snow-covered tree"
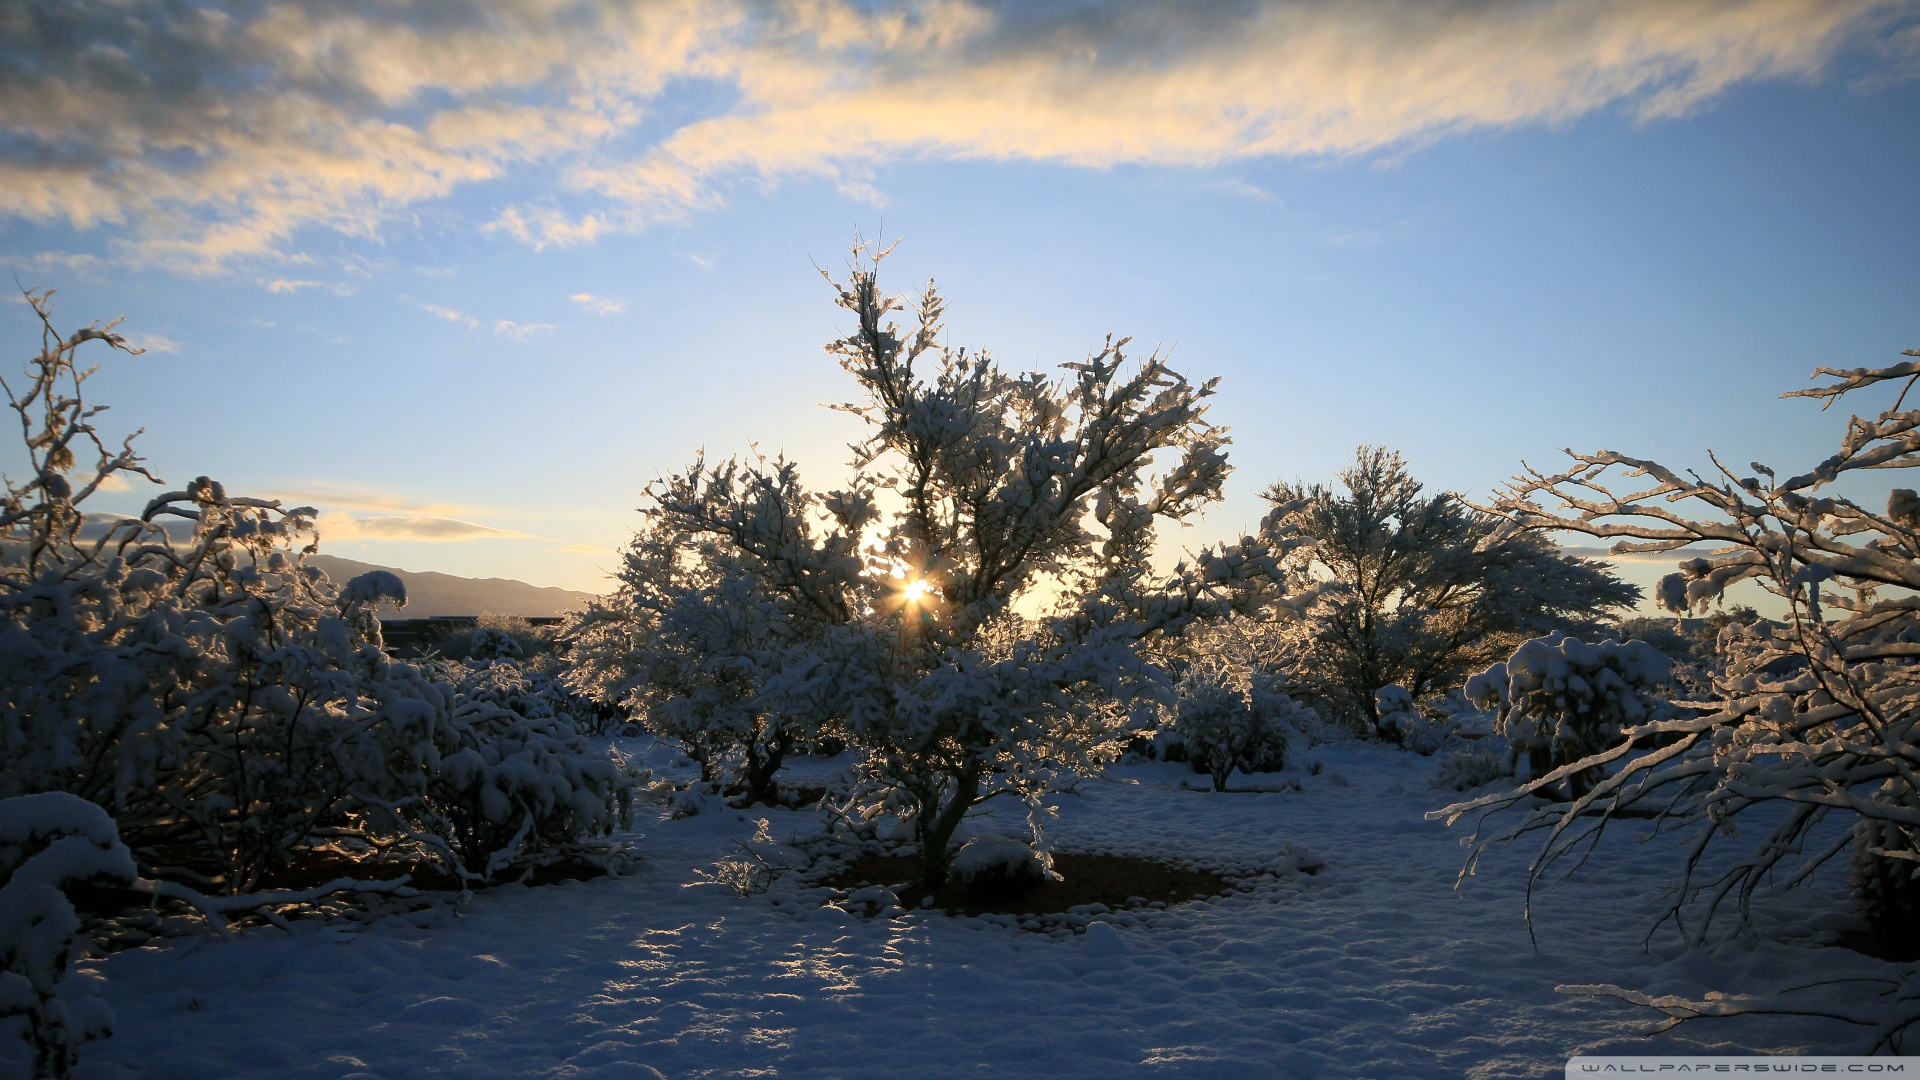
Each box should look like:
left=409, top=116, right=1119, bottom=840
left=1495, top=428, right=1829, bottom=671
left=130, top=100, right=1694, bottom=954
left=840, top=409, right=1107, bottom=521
left=568, top=526, right=813, bottom=803
left=631, top=241, right=1306, bottom=891
left=1442, top=348, right=1920, bottom=1003
left=1262, top=446, right=1638, bottom=736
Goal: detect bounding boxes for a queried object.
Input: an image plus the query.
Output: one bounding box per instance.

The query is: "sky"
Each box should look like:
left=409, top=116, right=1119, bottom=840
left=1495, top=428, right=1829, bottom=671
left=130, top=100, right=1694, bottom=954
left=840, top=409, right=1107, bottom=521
left=2, top=0, right=1917, bottom=605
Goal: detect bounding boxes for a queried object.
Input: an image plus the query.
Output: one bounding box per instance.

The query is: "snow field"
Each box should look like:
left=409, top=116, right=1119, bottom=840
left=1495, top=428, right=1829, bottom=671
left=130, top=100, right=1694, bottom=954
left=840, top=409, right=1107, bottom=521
left=56, top=742, right=1888, bottom=1079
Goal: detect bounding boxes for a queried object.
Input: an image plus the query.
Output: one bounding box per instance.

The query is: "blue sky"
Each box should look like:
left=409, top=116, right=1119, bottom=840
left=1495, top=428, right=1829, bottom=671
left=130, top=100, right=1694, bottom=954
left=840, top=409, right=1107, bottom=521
left=4, top=0, right=1917, bottom=602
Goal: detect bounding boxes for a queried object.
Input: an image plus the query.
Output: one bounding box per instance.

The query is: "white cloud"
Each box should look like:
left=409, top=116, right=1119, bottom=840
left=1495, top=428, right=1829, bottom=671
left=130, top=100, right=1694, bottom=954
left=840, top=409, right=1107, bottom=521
left=418, top=301, right=480, bottom=330
left=317, top=511, right=536, bottom=542
left=127, top=333, right=181, bottom=354
left=570, top=293, right=626, bottom=316
left=2, top=0, right=1907, bottom=269
left=490, top=320, right=558, bottom=341
left=409, top=299, right=555, bottom=339
left=1207, top=178, right=1280, bottom=203
left=273, top=485, right=536, bottom=540
left=18, top=251, right=107, bottom=276
left=268, top=484, right=471, bottom=517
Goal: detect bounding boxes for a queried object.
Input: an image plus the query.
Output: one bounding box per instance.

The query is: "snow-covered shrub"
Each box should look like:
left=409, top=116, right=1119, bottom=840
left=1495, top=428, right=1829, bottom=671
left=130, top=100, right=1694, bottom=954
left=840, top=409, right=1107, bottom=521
left=1173, top=667, right=1308, bottom=790
left=1443, top=347, right=1920, bottom=1044
left=1372, top=684, right=1452, bottom=754
left=1430, top=739, right=1514, bottom=792
left=1372, top=684, right=1415, bottom=728
left=467, top=626, right=523, bottom=660
left=438, top=614, right=560, bottom=663
left=1173, top=668, right=1251, bottom=790
left=0, top=295, right=467, bottom=893
left=453, top=656, right=599, bottom=734
left=0, top=292, right=639, bottom=897
left=0, top=793, right=136, bottom=1079
left=1463, top=633, right=1671, bottom=799
left=402, top=660, right=636, bottom=882
left=622, top=240, right=1307, bottom=891
left=1261, top=446, right=1637, bottom=735
left=950, top=835, right=1048, bottom=896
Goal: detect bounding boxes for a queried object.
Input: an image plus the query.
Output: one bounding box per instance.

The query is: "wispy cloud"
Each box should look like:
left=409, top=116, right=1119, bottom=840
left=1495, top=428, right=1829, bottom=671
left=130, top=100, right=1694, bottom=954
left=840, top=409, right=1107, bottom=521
left=17, top=251, right=107, bottom=276
left=409, top=299, right=557, bottom=339
left=1207, top=178, right=1280, bottom=203
left=260, top=278, right=358, bottom=296
left=271, top=484, right=535, bottom=542
left=127, top=333, right=181, bottom=354
left=418, top=302, right=477, bottom=329
left=491, top=320, right=559, bottom=341
left=268, top=484, right=471, bottom=517
left=570, top=293, right=626, bottom=316
left=317, top=511, right=536, bottom=543
left=3, top=0, right=1909, bottom=268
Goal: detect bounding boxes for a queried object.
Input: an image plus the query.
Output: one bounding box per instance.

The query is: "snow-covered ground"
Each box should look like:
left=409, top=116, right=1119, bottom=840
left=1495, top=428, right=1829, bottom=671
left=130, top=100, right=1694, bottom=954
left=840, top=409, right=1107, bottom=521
left=59, top=741, right=1888, bottom=1079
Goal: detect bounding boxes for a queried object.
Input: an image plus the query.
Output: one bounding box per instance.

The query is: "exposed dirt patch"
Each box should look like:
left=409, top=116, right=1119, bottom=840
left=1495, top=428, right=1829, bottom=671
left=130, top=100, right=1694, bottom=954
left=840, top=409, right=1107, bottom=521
left=822, top=850, right=1233, bottom=917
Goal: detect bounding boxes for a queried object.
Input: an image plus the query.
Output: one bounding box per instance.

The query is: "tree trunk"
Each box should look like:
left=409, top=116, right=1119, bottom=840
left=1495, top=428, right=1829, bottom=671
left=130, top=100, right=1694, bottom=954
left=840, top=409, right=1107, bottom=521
left=739, top=726, right=790, bottom=807
left=914, top=768, right=981, bottom=894
left=1208, top=746, right=1235, bottom=791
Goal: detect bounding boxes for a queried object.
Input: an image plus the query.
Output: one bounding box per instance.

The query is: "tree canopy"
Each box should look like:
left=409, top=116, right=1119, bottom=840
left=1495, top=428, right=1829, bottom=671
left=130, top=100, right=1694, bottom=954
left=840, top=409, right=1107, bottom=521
left=1263, top=446, right=1638, bottom=732
left=581, top=241, right=1303, bottom=890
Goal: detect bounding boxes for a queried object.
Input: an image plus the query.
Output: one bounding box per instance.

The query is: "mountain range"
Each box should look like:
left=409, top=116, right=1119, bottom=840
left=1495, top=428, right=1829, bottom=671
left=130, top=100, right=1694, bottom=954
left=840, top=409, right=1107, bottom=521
left=307, top=554, right=599, bottom=618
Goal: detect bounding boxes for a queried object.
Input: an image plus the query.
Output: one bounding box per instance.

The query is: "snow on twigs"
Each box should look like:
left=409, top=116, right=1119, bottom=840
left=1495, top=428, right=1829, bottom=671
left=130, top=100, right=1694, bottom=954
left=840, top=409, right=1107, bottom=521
left=1447, top=346, right=1920, bottom=1043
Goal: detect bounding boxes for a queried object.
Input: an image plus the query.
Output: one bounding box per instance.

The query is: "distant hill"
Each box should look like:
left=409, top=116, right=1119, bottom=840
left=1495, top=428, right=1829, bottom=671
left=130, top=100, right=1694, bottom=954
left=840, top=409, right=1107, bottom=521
left=307, top=554, right=599, bottom=618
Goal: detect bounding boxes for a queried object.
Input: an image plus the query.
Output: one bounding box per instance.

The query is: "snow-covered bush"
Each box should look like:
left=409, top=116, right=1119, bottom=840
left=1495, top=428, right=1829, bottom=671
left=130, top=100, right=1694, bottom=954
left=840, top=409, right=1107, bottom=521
left=1372, top=684, right=1452, bottom=754
left=950, top=835, right=1049, bottom=896
left=1, top=291, right=634, bottom=895
left=1173, top=667, right=1308, bottom=790
left=1372, top=684, right=1415, bottom=728
left=1463, top=633, right=1672, bottom=798
left=1443, top=347, right=1920, bottom=1044
left=624, top=240, right=1307, bottom=891
left=1430, top=738, right=1514, bottom=792
left=467, top=625, right=523, bottom=660
left=1262, top=446, right=1637, bottom=735
left=0, top=294, right=467, bottom=892
left=452, top=655, right=601, bottom=735
left=0, top=793, right=135, bottom=1079
left=401, top=660, right=636, bottom=883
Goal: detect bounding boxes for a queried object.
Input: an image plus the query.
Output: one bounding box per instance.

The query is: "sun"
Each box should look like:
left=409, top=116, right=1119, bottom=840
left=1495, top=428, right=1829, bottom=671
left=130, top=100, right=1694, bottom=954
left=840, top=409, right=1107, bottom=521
left=902, top=579, right=932, bottom=605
